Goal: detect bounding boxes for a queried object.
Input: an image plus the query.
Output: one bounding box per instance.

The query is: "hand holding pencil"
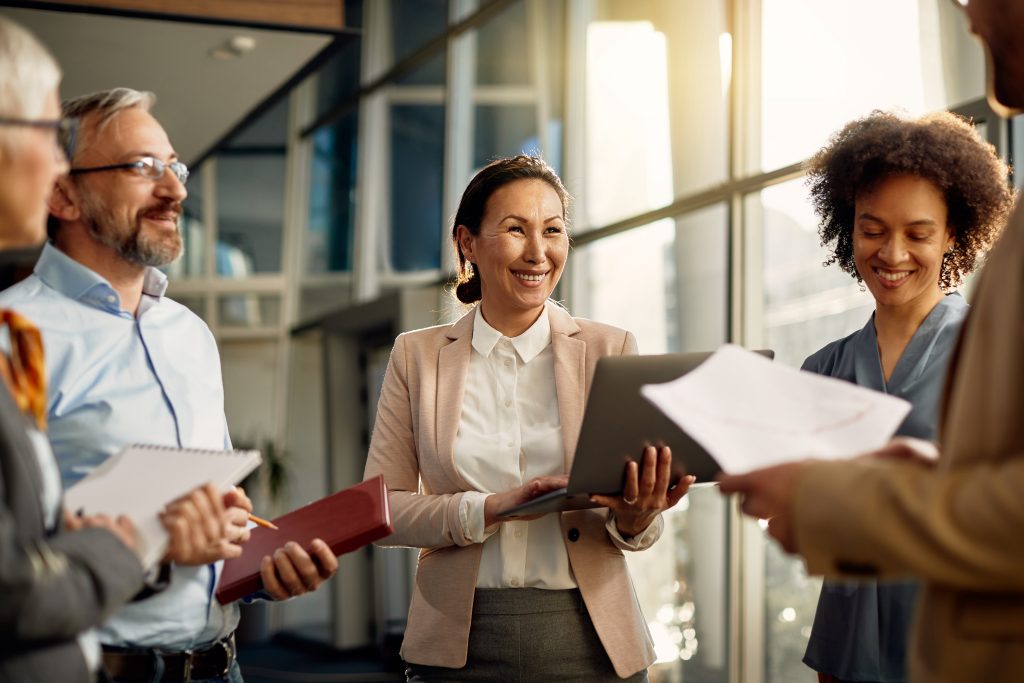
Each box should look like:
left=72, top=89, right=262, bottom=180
left=222, top=486, right=254, bottom=547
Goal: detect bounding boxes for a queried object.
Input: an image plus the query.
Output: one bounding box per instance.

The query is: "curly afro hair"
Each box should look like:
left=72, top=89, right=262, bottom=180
left=806, top=110, right=1013, bottom=289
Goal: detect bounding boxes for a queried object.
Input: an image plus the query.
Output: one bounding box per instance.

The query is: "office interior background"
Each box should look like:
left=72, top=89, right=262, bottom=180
left=5, top=0, right=1023, bottom=681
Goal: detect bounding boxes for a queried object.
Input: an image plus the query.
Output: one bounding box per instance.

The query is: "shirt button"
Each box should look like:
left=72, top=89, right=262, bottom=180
left=106, top=295, right=117, bottom=303
left=568, top=528, right=580, bottom=542
left=514, top=529, right=523, bottom=539
left=510, top=578, right=521, bottom=587
left=507, top=442, right=514, bottom=448
left=505, top=399, right=512, bottom=408
left=504, top=359, right=512, bottom=367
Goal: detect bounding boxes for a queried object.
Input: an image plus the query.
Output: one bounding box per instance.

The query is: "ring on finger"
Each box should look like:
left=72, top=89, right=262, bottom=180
left=623, top=495, right=638, bottom=505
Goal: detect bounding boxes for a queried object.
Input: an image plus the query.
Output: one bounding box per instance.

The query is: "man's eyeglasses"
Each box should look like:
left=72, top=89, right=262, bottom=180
left=70, top=156, right=190, bottom=185
left=0, top=116, right=78, bottom=160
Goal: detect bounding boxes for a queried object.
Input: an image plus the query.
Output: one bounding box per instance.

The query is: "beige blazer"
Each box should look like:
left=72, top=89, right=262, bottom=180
left=363, top=303, right=657, bottom=678
left=793, top=199, right=1024, bottom=682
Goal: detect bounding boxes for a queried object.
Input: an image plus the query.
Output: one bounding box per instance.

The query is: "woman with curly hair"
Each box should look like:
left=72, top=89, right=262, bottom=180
left=800, top=110, right=1013, bottom=683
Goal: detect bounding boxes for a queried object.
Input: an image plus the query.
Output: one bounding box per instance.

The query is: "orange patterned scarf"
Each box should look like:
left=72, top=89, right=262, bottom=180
left=0, top=310, right=46, bottom=430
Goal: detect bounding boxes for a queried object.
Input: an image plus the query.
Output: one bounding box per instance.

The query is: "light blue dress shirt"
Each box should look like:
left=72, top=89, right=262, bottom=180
left=801, top=293, right=968, bottom=683
left=0, top=242, right=239, bottom=651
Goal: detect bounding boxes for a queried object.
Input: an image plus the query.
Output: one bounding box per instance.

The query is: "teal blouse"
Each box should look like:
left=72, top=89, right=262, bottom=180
left=801, top=293, right=968, bottom=683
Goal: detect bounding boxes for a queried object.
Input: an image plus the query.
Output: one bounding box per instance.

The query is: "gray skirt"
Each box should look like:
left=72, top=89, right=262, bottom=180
left=405, top=588, right=648, bottom=682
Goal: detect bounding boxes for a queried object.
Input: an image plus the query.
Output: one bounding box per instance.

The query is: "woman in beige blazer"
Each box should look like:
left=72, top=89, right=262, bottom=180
left=364, top=155, right=691, bottom=681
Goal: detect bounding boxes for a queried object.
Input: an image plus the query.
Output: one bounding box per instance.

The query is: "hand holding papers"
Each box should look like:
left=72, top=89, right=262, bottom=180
left=640, top=345, right=911, bottom=474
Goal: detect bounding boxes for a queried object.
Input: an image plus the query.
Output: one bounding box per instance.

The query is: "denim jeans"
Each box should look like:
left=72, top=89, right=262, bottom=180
left=192, top=659, right=243, bottom=683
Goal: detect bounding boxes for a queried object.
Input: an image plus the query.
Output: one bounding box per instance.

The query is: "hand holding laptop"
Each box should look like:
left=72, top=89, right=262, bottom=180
left=488, top=475, right=569, bottom=523
left=589, top=446, right=694, bottom=537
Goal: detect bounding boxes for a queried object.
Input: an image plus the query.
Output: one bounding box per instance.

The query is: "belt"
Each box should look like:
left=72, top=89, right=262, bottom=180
left=101, top=632, right=236, bottom=682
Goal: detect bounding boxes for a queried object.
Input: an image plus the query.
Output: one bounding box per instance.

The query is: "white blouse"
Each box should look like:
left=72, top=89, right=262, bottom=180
left=454, top=302, right=657, bottom=589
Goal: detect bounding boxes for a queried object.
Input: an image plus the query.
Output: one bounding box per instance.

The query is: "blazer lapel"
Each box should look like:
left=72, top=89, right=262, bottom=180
left=435, top=310, right=475, bottom=490
left=549, top=304, right=585, bottom=473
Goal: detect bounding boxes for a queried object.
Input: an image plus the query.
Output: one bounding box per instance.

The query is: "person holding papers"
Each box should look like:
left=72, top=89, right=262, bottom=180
left=790, top=111, right=1013, bottom=683
left=0, top=19, right=236, bottom=682
left=0, top=86, right=338, bottom=682
left=364, top=155, right=690, bottom=681
left=719, top=2, right=1024, bottom=676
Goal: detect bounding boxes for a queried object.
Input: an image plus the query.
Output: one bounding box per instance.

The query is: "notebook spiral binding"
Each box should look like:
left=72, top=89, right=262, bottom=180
left=128, top=443, right=258, bottom=456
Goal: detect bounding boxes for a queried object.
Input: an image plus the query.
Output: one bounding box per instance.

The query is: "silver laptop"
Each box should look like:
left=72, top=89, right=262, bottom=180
left=498, top=350, right=774, bottom=518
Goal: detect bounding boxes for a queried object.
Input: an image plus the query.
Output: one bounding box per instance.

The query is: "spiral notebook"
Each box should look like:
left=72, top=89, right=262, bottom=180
left=216, top=475, right=392, bottom=604
left=64, top=444, right=262, bottom=568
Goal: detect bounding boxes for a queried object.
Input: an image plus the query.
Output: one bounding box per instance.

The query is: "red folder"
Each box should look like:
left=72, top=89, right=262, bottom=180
left=216, top=475, right=392, bottom=604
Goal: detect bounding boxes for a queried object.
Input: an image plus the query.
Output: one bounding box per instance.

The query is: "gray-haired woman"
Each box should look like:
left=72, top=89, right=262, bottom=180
left=0, top=16, right=144, bottom=682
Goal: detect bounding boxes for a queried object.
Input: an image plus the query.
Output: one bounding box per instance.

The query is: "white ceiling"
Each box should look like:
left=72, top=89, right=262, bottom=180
left=3, top=6, right=335, bottom=163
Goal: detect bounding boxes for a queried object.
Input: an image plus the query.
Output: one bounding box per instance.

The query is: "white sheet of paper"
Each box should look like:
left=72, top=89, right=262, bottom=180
left=65, top=445, right=261, bottom=568
left=640, top=344, right=911, bottom=474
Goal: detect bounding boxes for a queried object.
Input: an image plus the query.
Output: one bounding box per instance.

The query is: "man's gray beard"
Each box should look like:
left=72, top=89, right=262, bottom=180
left=85, top=213, right=183, bottom=268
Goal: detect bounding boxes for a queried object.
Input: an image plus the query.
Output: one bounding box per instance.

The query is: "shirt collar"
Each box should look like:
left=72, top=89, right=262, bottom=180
left=471, top=301, right=552, bottom=364
left=33, top=242, right=169, bottom=314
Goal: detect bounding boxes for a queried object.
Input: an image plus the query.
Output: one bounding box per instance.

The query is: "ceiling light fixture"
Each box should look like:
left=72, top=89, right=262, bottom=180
left=209, top=35, right=257, bottom=60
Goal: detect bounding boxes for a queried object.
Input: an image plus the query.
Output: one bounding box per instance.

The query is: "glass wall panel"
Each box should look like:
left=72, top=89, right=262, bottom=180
left=754, top=0, right=984, bottom=172
left=622, top=491, right=730, bottom=683
left=298, top=283, right=354, bottom=322
left=748, top=179, right=874, bottom=369
left=674, top=204, right=729, bottom=352
left=583, top=20, right=673, bottom=228
left=572, top=207, right=730, bottom=682
left=216, top=98, right=288, bottom=276
left=472, top=0, right=565, bottom=174
left=315, top=38, right=362, bottom=120
left=582, top=0, right=728, bottom=229
left=218, top=294, right=282, bottom=328
left=390, top=105, right=445, bottom=271
left=763, top=541, right=820, bottom=683
left=308, top=111, right=359, bottom=273
left=174, top=164, right=207, bottom=279
left=476, top=0, right=530, bottom=85
left=570, top=220, right=676, bottom=353
left=473, top=105, right=538, bottom=168
left=746, top=178, right=873, bottom=681
left=392, top=0, right=448, bottom=85
left=571, top=204, right=728, bottom=355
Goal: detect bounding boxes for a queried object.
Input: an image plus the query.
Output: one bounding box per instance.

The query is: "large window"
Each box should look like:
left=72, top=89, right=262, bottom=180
left=741, top=4, right=984, bottom=681
left=169, top=0, right=1012, bottom=674
left=569, top=1, right=992, bottom=681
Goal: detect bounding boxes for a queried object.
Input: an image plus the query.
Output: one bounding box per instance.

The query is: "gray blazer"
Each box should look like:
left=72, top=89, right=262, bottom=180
left=0, top=384, right=144, bottom=683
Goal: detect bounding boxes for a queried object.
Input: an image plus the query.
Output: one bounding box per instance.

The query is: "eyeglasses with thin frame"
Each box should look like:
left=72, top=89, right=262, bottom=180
left=0, top=116, right=78, bottom=160
left=70, top=156, right=190, bottom=185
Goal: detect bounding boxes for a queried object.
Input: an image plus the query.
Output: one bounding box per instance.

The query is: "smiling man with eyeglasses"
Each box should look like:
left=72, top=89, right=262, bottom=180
left=48, top=89, right=189, bottom=276
left=0, top=87, right=339, bottom=683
